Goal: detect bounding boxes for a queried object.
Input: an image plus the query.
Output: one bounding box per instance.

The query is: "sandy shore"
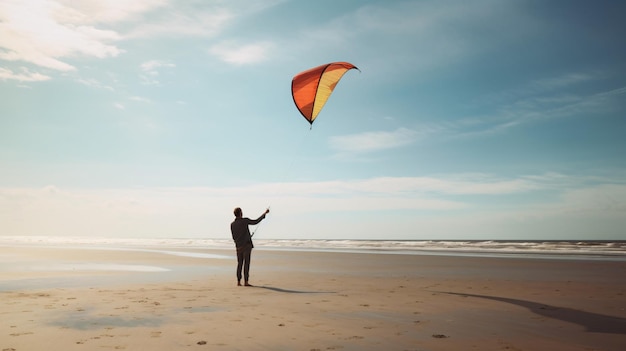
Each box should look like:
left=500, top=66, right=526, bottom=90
left=1, top=245, right=625, bottom=350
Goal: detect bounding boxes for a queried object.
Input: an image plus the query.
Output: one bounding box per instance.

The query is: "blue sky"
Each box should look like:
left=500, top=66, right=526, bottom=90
left=1, top=0, right=625, bottom=240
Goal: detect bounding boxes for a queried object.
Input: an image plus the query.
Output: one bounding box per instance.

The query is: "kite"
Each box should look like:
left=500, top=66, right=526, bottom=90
left=291, top=62, right=359, bottom=126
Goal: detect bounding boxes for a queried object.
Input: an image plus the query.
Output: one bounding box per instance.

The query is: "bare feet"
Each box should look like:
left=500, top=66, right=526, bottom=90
left=244, top=282, right=253, bottom=287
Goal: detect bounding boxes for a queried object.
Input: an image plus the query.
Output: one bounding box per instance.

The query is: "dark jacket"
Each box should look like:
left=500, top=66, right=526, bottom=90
left=231, top=214, right=265, bottom=248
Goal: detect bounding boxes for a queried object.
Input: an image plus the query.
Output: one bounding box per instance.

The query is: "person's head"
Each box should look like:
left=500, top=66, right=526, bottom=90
left=233, top=207, right=242, bottom=218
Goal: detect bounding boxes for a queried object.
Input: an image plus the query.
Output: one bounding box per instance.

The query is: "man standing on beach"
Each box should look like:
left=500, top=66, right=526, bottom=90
left=230, top=207, right=270, bottom=286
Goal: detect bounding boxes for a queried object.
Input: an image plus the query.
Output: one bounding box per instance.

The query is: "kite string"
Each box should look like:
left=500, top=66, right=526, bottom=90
left=280, top=128, right=312, bottom=185
left=251, top=128, right=311, bottom=238
left=251, top=205, right=270, bottom=237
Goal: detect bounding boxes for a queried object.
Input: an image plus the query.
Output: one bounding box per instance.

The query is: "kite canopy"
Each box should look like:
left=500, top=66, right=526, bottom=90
left=291, top=62, right=359, bottom=126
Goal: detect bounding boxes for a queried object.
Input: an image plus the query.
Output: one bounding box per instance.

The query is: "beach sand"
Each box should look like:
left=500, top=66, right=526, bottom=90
left=1, top=245, right=625, bottom=350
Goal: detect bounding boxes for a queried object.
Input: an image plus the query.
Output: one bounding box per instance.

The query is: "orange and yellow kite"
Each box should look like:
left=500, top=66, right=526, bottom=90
left=291, top=62, right=359, bottom=126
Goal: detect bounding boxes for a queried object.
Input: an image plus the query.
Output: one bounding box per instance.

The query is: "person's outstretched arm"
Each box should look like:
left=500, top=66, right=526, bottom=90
left=249, top=208, right=270, bottom=225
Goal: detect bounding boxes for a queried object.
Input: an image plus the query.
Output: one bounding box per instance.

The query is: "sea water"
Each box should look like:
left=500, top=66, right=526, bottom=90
left=1, top=236, right=625, bottom=261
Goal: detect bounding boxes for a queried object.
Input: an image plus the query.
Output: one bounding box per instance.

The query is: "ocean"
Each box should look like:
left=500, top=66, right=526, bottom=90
left=1, top=236, right=625, bottom=261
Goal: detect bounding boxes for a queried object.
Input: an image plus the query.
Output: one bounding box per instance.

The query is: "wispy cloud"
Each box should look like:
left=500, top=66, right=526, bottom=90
left=1, top=172, right=622, bottom=237
left=345, top=175, right=540, bottom=196
left=481, top=83, right=626, bottom=135
left=123, top=0, right=287, bottom=40
left=329, top=128, right=418, bottom=154
left=417, top=71, right=624, bottom=141
left=54, top=0, right=169, bottom=24
left=76, top=78, right=115, bottom=91
left=285, top=0, right=527, bottom=78
left=126, top=8, right=232, bottom=39
left=208, top=41, right=274, bottom=65
left=252, top=173, right=553, bottom=198
left=531, top=72, right=599, bottom=91
left=140, top=60, right=175, bottom=72
left=139, top=59, right=175, bottom=85
left=0, top=67, right=50, bottom=82
left=129, top=96, right=152, bottom=103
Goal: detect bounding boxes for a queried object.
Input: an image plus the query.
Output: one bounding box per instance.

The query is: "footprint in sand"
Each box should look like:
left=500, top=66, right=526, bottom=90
left=10, top=332, right=34, bottom=337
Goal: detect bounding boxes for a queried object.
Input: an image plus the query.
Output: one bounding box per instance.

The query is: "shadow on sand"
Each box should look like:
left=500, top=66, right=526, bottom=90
left=436, top=291, right=626, bottom=334
left=253, top=285, right=335, bottom=294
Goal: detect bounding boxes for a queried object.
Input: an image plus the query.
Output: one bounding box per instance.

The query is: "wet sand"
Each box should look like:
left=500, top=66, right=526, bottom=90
left=1, top=245, right=625, bottom=350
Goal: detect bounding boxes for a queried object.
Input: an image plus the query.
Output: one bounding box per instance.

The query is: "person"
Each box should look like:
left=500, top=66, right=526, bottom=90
left=230, top=207, right=269, bottom=286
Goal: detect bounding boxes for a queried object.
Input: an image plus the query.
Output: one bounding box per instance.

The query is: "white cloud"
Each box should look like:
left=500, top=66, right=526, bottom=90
left=347, top=176, right=540, bottom=196
left=250, top=174, right=546, bottom=198
left=140, top=60, right=176, bottom=72
left=0, top=0, right=286, bottom=82
left=125, top=0, right=286, bottom=39
left=139, top=60, right=175, bottom=85
left=76, top=78, right=114, bottom=91
left=55, top=0, right=169, bottom=24
left=0, top=0, right=125, bottom=72
left=329, top=128, right=417, bottom=154
left=0, top=0, right=203, bottom=78
left=130, top=96, right=152, bottom=103
left=0, top=67, right=50, bottom=82
left=127, top=9, right=232, bottom=39
left=0, top=181, right=458, bottom=237
left=208, top=41, right=273, bottom=65
left=1, top=173, right=623, bottom=239
left=559, top=184, right=626, bottom=214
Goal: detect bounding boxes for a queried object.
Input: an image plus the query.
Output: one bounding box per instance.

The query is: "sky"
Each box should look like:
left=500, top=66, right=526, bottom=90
left=1, top=0, right=625, bottom=241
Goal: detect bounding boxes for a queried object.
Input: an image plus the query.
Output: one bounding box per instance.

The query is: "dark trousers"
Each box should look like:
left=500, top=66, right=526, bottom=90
left=236, top=245, right=252, bottom=282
